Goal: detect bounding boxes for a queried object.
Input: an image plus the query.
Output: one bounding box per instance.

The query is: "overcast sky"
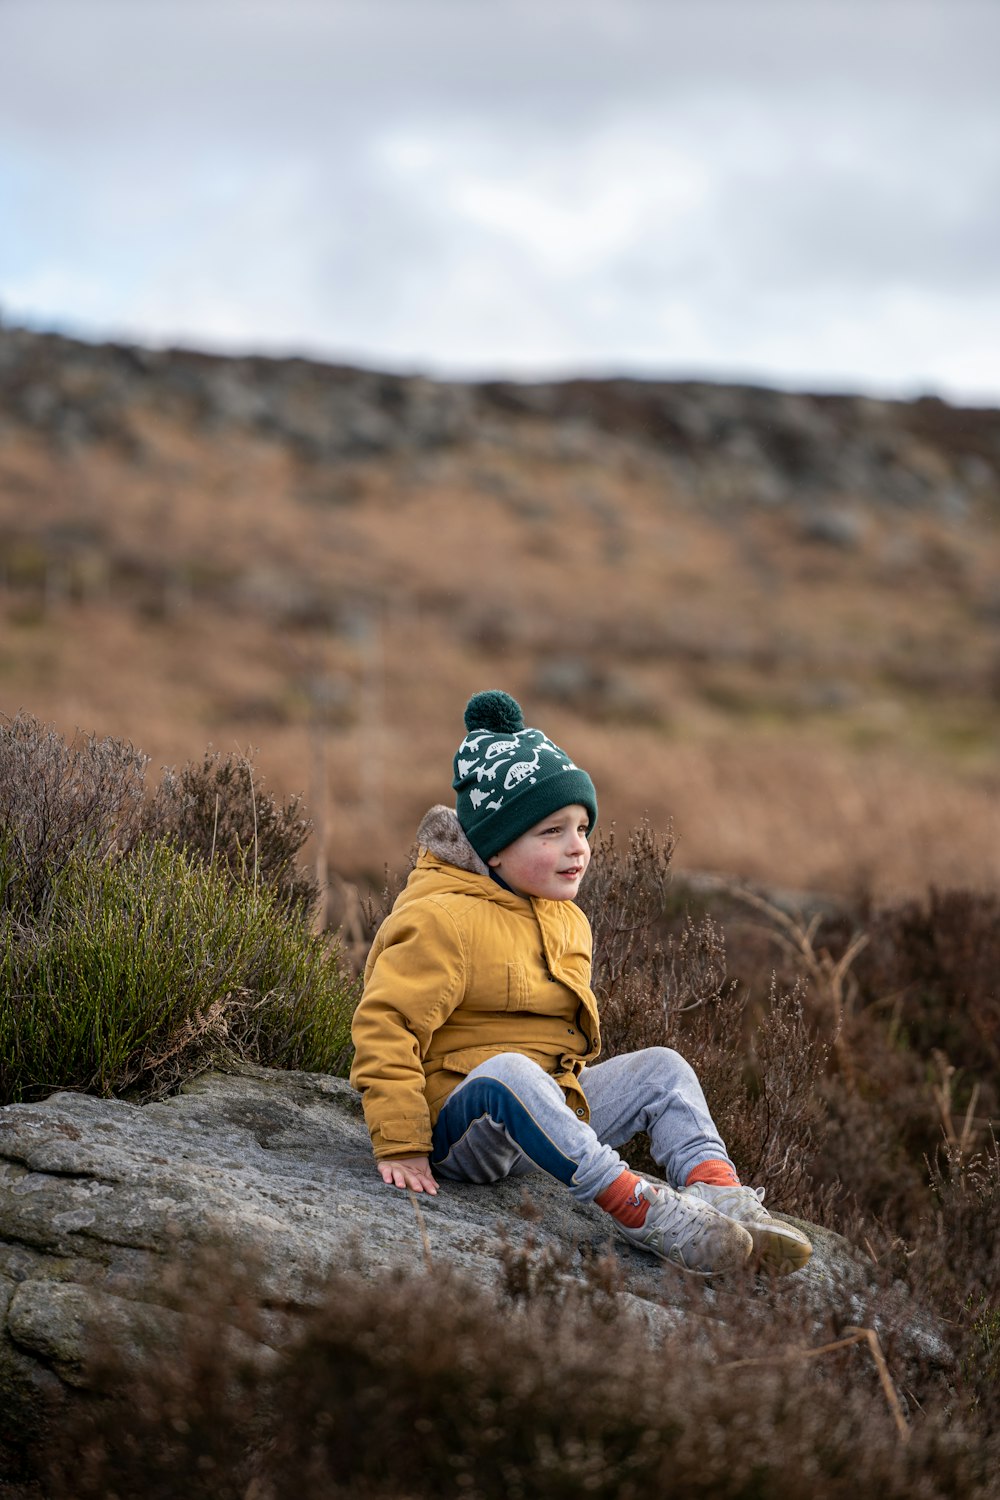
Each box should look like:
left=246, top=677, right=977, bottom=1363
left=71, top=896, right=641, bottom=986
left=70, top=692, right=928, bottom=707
left=3, top=0, right=1000, bottom=402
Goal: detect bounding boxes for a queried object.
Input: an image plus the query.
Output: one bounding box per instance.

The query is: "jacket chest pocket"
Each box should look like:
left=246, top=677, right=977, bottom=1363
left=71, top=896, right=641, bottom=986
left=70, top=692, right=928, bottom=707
left=505, top=961, right=530, bottom=1011
left=464, top=956, right=532, bottom=1013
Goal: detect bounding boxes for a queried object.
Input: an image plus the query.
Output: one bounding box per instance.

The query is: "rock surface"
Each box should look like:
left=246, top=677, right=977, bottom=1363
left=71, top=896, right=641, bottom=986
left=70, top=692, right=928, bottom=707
left=2, top=326, right=998, bottom=514
left=0, top=1065, right=950, bottom=1458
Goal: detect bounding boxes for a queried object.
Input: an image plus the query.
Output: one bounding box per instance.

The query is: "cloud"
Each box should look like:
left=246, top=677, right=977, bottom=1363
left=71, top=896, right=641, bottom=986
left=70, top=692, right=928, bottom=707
left=2, top=0, right=1000, bottom=400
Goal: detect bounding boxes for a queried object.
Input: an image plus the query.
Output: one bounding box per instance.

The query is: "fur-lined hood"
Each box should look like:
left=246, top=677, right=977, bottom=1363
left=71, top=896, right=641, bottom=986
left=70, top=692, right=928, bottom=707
left=415, top=804, right=490, bottom=878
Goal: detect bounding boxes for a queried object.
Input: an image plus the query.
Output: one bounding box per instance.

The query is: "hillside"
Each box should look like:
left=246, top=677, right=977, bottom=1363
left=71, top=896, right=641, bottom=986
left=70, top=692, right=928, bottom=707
left=1, top=325, right=998, bottom=898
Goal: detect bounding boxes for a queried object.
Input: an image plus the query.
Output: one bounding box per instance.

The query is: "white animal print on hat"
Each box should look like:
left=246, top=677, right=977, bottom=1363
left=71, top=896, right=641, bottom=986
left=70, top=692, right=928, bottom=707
left=452, top=690, right=597, bottom=863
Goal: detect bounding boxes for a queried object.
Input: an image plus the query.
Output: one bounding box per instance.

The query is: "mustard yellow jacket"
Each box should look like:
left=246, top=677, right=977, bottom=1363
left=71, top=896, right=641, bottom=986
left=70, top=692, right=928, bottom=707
left=350, top=806, right=602, bottom=1161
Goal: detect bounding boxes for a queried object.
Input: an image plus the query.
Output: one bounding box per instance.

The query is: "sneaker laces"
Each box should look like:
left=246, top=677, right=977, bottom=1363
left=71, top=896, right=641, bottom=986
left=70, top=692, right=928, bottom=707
left=643, top=1183, right=739, bottom=1250
left=686, top=1182, right=770, bottom=1221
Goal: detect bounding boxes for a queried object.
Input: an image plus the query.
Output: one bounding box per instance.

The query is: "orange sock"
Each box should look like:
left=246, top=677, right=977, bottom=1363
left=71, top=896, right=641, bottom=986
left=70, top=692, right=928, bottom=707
left=685, top=1159, right=741, bottom=1188
left=595, top=1169, right=649, bottom=1228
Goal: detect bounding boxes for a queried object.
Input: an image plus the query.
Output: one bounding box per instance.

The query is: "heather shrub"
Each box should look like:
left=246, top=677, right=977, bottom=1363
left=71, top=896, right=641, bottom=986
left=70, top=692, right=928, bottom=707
left=687, top=881, right=1000, bottom=1258
left=146, top=747, right=318, bottom=913
left=0, top=714, right=357, bottom=1104
left=919, top=1135, right=1000, bottom=1426
left=720, top=886, right=1000, bottom=1124
left=579, top=824, right=734, bottom=1062
left=579, top=826, right=830, bottom=1214
left=688, top=977, right=832, bottom=1219
left=0, top=711, right=317, bottom=916
left=0, top=838, right=356, bottom=1104
left=34, top=1250, right=998, bottom=1500
left=0, top=712, right=148, bottom=917
left=847, top=888, right=1000, bottom=1117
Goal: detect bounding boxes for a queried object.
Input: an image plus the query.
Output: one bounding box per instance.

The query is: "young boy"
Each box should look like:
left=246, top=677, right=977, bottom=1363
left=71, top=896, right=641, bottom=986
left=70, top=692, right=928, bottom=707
left=350, top=690, right=812, bottom=1277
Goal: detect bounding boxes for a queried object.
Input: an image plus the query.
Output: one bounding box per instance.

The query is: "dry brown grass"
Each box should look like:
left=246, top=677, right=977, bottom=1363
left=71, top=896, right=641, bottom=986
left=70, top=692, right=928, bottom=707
left=3, top=698, right=999, bottom=1496
left=2, top=404, right=999, bottom=900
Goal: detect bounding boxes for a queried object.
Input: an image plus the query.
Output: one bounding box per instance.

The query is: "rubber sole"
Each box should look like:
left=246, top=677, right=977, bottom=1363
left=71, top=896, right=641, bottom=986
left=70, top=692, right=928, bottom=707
left=746, top=1220, right=813, bottom=1275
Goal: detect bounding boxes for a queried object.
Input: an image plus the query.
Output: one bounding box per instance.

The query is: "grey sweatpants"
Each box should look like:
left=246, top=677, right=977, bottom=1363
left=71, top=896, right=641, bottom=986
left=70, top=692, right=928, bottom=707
left=430, top=1047, right=735, bottom=1203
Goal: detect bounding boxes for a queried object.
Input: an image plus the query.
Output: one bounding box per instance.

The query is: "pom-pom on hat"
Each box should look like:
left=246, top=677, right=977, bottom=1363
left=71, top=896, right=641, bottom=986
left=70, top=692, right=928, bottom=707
left=453, top=690, right=598, bottom=861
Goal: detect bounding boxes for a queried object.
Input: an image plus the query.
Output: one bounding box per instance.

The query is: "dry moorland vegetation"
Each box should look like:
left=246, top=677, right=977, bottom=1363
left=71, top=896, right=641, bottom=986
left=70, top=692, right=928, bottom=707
left=2, top=329, right=998, bottom=1491
left=1, top=716, right=998, bottom=1498
left=1, top=327, right=999, bottom=900
left=0, top=715, right=357, bottom=1108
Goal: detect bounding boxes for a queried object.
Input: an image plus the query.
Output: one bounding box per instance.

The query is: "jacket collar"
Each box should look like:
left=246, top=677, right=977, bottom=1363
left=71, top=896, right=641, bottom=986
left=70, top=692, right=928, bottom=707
left=416, top=805, right=490, bottom=878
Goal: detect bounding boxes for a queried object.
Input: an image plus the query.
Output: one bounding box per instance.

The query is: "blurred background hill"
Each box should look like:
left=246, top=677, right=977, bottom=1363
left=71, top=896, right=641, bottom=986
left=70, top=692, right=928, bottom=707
left=2, top=323, right=997, bottom=900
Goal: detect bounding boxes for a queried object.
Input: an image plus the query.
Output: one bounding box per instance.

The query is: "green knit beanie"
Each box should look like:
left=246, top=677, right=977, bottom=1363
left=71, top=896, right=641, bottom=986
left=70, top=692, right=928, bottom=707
left=453, top=690, right=598, bottom=861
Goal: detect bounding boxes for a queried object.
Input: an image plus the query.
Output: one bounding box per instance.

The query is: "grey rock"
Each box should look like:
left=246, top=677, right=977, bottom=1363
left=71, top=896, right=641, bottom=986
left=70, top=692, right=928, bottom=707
left=800, top=507, right=869, bottom=549
left=0, top=1066, right=952, bottom=1447
left=531, top=657, right=660, bottom=724
left=796, top=678, right=862, bottom=711
left=2, top=326, right=998, bottom=527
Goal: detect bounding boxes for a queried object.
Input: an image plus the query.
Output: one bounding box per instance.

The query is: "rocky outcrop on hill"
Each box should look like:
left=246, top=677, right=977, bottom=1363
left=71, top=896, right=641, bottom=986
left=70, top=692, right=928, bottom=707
left=1, top=324, right=997, bottom=515
left=0, top=1065, right=950, bottom=1466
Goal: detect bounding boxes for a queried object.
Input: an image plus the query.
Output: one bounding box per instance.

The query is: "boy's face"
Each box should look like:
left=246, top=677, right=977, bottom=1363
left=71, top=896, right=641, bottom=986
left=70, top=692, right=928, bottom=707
left=487, top=803, right=592, bottom=901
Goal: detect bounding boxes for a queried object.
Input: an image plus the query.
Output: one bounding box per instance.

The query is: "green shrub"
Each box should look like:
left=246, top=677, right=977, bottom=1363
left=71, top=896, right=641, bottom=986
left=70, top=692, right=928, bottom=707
left=0, top=711, right=359, bottom=1105
left=0, top=837, right=356, bottom=1105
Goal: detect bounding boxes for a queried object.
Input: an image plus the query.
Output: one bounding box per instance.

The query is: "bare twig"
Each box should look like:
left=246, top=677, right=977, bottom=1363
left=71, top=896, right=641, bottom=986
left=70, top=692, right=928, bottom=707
left=209, top=792, right=220, bottom=866
left=245, top=757, right=259, bottom=895
left=729, top=886, right=868, bottom=1085
left=844, top=1326, right=911, bottom=1444
left=408, top=1189, right=435, bottom=1273
left=719, top=1325, right=909, bottom=1442
left=931, top=1050, right=984, bottom=1162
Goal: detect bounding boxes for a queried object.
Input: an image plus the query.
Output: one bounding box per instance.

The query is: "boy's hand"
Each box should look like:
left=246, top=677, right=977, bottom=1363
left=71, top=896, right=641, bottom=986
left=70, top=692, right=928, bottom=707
left=378, top=1156, right=438, bottom=1194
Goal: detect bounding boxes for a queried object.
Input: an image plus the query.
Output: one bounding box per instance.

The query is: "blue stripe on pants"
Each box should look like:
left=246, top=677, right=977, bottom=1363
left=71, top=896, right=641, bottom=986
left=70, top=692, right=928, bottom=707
left=431, top=1075, right=580, bottom=1185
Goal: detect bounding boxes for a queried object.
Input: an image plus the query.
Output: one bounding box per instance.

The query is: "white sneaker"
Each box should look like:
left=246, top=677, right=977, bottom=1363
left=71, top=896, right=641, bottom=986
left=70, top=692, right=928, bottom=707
left=614, top=1181, right=754, bottom=1276
left=682, top=1183, right=813, bottom=1275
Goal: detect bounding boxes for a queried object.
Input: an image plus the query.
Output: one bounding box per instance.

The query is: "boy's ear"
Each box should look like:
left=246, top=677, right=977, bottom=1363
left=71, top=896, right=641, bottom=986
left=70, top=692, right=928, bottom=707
left=487, top=853, right=501, bottom=868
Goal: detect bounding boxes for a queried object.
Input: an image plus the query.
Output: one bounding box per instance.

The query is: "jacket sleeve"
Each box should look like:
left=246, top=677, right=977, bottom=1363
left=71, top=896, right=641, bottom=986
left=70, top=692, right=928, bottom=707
left=350, top=898, right=467, bottom=1161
